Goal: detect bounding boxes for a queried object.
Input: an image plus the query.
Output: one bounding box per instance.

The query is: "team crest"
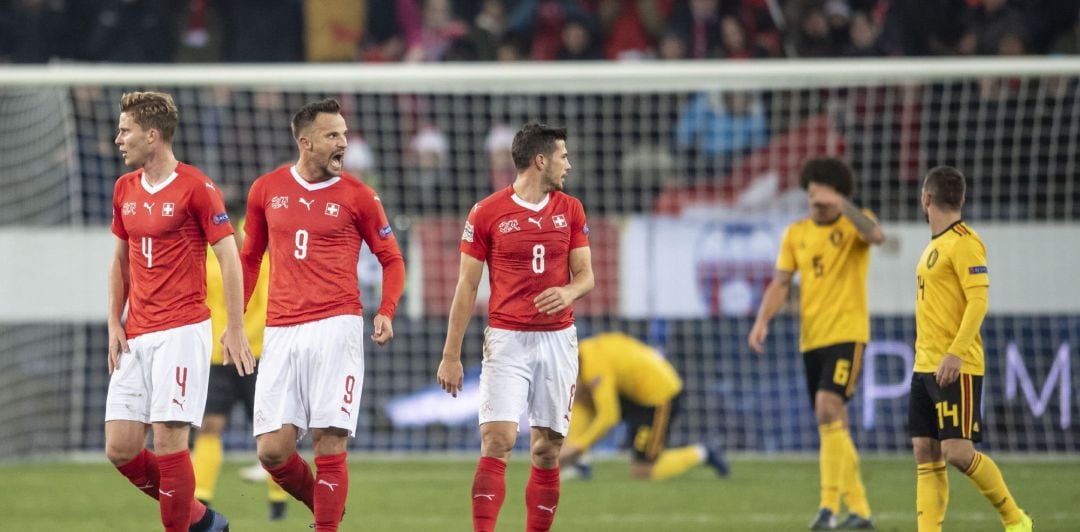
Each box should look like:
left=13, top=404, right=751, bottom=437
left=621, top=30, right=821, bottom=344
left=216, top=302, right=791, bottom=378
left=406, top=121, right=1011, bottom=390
left=271, top=196, right=289, bottom=209
left=325, top=202, right=341, bottom=217
left=830, top=229, right=842, bottom=246
left=553, top=214, right=567, bottom=228
left=499, top=219, right=520, bottom=234
left=162, top=202, right=175, bottom=217
left=122, top=202, right=137, bottom=215
left=927, top=249, right=939, bottom=268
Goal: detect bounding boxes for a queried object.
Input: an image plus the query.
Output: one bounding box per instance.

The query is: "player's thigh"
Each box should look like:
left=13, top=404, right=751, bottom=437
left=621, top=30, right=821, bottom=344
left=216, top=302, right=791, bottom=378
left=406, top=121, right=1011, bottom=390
left=806, top=342, right=864, bottom=406
left=478, top=327, right=532, bottom=426
left=908, top=372, right=940, bottom=441
left=527, top=326, right=579, bottom=436
left=148, top=320, right=212, bottom=427
left=934, top=373, right=983, bottom=443
left=305, top=315, right=365, bottom=436
left=254, top=325, right=304, bottom=437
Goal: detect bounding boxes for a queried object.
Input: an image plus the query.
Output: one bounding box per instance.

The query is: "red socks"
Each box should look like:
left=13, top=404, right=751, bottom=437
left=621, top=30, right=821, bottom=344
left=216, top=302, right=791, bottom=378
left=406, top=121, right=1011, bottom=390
left=116, top=449, right=206, bottom=529
left=265, top=451, right=316, bottom=512
left=313, top=453, right=349, bottom=531
left=472, top=457, right=507, bottom=532
left=156, top=450, right=198, bottom=532
left=525, top=465, right=560, bottom=532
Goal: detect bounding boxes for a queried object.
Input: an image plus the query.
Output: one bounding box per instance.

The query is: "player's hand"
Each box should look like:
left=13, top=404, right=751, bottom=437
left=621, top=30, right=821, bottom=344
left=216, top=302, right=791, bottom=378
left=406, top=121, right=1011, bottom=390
left=221, top=326, right=256, bottom=377
left=371, top=314, right=394, bottom=346
left=534, top=286, right=575, bottom=315
left=808, top=183, right=845, bottom=210
left=107, top=320, right=129, bottom=375
left=437, top=357, right=464, bottom=397
left=748, top=321, right=768, bottom=355
left=935, top=354, right=963, bottom=387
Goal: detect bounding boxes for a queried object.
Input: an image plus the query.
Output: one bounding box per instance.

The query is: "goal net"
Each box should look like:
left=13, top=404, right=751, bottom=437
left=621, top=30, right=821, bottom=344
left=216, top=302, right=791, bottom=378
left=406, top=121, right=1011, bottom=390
left=1, top=59, right=1078, bottom=458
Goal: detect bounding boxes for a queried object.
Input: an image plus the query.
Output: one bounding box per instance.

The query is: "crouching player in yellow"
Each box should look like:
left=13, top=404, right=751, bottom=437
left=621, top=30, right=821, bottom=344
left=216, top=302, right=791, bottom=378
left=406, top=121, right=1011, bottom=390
left=559, top=332, right=728, bottom=481
left=911, top=166, right=1032, bottom=532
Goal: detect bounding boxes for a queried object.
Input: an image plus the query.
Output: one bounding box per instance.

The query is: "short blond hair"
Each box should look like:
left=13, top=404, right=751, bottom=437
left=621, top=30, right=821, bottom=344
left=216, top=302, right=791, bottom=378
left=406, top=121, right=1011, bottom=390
left=119, top=91, right=179, bottom=142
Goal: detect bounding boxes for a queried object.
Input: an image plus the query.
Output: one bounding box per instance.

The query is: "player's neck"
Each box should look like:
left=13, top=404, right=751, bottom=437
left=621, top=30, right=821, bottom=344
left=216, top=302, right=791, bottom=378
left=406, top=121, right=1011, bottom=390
left=294, top=158, right=333, bottom=183
left=512, top=175, right=548, bottom=204
left=141, top=150, right=178, bottom=185
left=928, top=209, right=962, bottom=236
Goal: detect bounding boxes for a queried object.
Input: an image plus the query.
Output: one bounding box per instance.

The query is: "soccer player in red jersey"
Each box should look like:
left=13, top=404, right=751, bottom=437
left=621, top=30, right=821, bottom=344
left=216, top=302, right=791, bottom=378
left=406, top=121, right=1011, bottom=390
left=437, top=123, right=595, bottom=532
left=240, top=98, right=405, bottom=532
left=105, top=91, right=254, bottom=532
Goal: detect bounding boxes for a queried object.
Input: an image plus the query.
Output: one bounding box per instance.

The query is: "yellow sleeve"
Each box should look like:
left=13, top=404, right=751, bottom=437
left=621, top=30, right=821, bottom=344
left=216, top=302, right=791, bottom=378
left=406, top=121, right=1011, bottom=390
left=947, top=285, right=988, bottom=355
left=569, top=373, right=621, bottom=450
left=952, top=236, right=990, bottom=290
left=776, top=225, right=797, bottom=272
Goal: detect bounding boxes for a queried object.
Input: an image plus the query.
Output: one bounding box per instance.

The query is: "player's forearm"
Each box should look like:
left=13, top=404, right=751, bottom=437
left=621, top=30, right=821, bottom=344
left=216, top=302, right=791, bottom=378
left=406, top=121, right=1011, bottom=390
left=107, top=257, right=129, bottom=325
left=754, top=279, right=789, bottom=325
left=376, top=253, right=406, bottom=319
left=841, top=199, right=885, bottom=244
left=213, top=241, right=246, bottom=328
left=948, top=289, right=989, bottom=355
left=442, top=282, right=478, bottom=360
left=566, top=267, right=595, bottom=301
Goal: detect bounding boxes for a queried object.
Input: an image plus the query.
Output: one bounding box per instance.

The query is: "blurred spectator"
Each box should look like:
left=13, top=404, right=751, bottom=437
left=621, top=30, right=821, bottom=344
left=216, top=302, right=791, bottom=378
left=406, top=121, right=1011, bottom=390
left=403, top=0, right=469, bottom=62
left=841, top=11, right=886, bottom=57
left=557, top=18, right=602, bottom=60
left=674, top=91, right=769, bottom=171
left=594, top=0, right=673, bottom=60
left=666, top=0, right=722, bottom=58
left=791, top=5, right=836, bottom=57
left=344, top=133, right=377, bottom=185
left=657, top=30, right=689, bottom=60
left=509, top=0, right=598, bottom=60
left=304, top=0, right=365, bottom=62
left=0, top=0, right=67, bottom=63
left=406, top=124, right=450, bottom=211
left=719, top=16, right=769, bottom=59
left=965, top=0, right=1027, bottom=56
left=75, top=0, right=187, bottom=62
left=485, top=123, right=516, bottom=190
left=447, top=0, right=510, bottom=61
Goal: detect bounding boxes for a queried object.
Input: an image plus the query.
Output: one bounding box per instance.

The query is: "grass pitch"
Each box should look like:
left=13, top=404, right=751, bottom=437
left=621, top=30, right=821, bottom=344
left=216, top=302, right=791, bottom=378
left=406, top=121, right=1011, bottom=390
left=3, top=456, right=1077, bottom=531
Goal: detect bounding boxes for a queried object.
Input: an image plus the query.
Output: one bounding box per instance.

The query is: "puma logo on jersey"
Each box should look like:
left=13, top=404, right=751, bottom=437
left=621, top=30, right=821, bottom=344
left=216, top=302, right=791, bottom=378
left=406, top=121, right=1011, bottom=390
left=299, top=197, right=315, bottom=210
left=528, top=216, right=543, bottom=229
left=143, top=202, right=154, bottom=215
left=537, top=504, right=557, bottom=514
left=318, top=479, right=338, bottom=491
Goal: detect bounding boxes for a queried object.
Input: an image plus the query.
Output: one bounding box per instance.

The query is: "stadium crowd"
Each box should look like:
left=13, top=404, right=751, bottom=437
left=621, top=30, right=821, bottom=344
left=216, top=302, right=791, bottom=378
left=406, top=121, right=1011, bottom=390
left=2, top=0, right=1078, bottom=64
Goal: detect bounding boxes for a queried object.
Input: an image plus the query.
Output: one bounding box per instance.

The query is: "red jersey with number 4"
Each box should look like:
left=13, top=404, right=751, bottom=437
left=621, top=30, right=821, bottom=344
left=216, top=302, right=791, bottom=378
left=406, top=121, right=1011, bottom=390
left=241, top=166, right=405, bottom=327
left=111, top=163, right=234, bottom=338
left=460, top=187, right=589, bottom=331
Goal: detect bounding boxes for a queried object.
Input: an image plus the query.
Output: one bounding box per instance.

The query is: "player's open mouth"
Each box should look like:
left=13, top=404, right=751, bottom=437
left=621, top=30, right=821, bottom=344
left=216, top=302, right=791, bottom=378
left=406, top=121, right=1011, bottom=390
left=330, top=152, right=344, bottom=169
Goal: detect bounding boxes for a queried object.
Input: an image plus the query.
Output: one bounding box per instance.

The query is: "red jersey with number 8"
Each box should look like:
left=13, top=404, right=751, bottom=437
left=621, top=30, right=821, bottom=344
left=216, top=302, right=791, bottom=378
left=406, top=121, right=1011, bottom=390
left=110, top=163, right=234, bottom=338
left=240, top=166, right=404, bottom=327
left=460, top=187, right=589, bottom=331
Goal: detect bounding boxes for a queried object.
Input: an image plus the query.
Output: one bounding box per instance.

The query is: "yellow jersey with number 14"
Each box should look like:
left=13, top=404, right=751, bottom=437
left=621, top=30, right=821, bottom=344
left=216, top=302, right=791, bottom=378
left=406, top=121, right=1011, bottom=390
left=777, top=213, right=873, bottom=352
left=915, top=221, right=988, bottom=376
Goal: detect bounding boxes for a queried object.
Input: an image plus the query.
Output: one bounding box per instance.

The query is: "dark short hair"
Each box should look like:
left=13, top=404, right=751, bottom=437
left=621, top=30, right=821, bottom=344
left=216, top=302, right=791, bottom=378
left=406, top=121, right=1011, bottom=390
left=924, top=166, right=966, bottom=210
left=799, top=157, right=855, bottom=197
left=511, top=122, right=567, bottom=170
left=291, top=98, right=341, bottom=139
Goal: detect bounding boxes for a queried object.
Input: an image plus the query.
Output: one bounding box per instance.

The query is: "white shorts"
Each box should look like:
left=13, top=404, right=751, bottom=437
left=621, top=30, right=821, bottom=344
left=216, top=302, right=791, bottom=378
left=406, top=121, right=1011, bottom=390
left=254, top=314, right=364, bottom=438
left=105, top=319, right=212, bottom=427
left=478, top=325, right=579, bottom=436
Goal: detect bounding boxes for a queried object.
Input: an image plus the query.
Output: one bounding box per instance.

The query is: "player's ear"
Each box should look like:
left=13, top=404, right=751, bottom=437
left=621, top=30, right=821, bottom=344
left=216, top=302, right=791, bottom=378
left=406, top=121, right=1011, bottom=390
left=534, top=152, right=546, bottom=171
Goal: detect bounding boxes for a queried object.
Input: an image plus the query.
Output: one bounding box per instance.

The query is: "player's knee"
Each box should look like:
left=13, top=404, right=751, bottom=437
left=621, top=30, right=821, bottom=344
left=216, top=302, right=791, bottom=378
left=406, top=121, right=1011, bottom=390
left=941, top=443, right=974, bottom=471
left=257, top=441, right=292, bottom=469
left=105, top=440, right=141, bottom=466
left=480, top=432, right=515, bottom=459
left=911, top=438, right=941, bottom=463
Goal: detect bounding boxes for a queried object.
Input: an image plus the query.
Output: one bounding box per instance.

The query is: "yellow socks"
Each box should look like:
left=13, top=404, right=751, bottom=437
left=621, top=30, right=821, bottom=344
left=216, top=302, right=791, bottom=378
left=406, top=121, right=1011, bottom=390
left=916, top=461, right=949, bottom=532
left=818, top=421, right=845, bottom=513
left=650, top=445, right=705, bottom=481
left=192, top=433, right=223, bottom=502
left=964, top=452, right=1024, bottom=526
left=839, top=430, right=871, bottom=517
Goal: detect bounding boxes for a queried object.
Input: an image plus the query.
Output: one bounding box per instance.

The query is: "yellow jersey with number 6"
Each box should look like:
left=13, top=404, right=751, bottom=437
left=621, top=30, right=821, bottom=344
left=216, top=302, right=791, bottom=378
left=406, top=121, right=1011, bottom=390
left=777, top=213, right=873, bottom=352
left=915, top=221, right=988, bottom=375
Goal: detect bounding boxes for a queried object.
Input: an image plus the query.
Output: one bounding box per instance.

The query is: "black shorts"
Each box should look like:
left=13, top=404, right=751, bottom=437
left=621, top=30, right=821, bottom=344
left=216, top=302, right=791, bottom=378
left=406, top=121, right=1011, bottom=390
left=909, top=372, right=983, bottom=442
left=802, top=342, right=865, bottom=407
left=204, top=364, right=258, bottom=417
left=621, top=392, right=683, bottom=463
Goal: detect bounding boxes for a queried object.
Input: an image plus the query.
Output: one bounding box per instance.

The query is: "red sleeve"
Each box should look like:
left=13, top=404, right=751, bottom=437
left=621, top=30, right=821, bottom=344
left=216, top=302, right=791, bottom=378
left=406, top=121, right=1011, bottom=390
left=110, top=178, right=128, bottom=240
left=459, top=203, right=489, bottom=261
left=190, top=177, right=234, bottom=245
left=239, top=179, right=268, bottom=308
left=354, top=186, right=405, bottom=319
left=570, top=198, right=589, bottom=249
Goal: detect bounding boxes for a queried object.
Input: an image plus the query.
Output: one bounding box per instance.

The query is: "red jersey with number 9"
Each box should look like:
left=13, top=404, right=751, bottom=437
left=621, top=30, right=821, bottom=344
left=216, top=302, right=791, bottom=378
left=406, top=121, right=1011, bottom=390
left=240, top=166, right=404, bottom=327
left=460, top=187, right=589, bottom=331
left=110, top=163, right=234, bottom=338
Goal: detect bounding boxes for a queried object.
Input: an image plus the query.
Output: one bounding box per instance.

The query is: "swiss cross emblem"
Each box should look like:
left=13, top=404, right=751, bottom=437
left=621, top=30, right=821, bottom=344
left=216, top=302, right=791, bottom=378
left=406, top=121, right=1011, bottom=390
left=325, top=203, right=340, bottom=217
left=162, top=203, right=175, bottom=217
left=553, top=214, right=567, bottom=228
